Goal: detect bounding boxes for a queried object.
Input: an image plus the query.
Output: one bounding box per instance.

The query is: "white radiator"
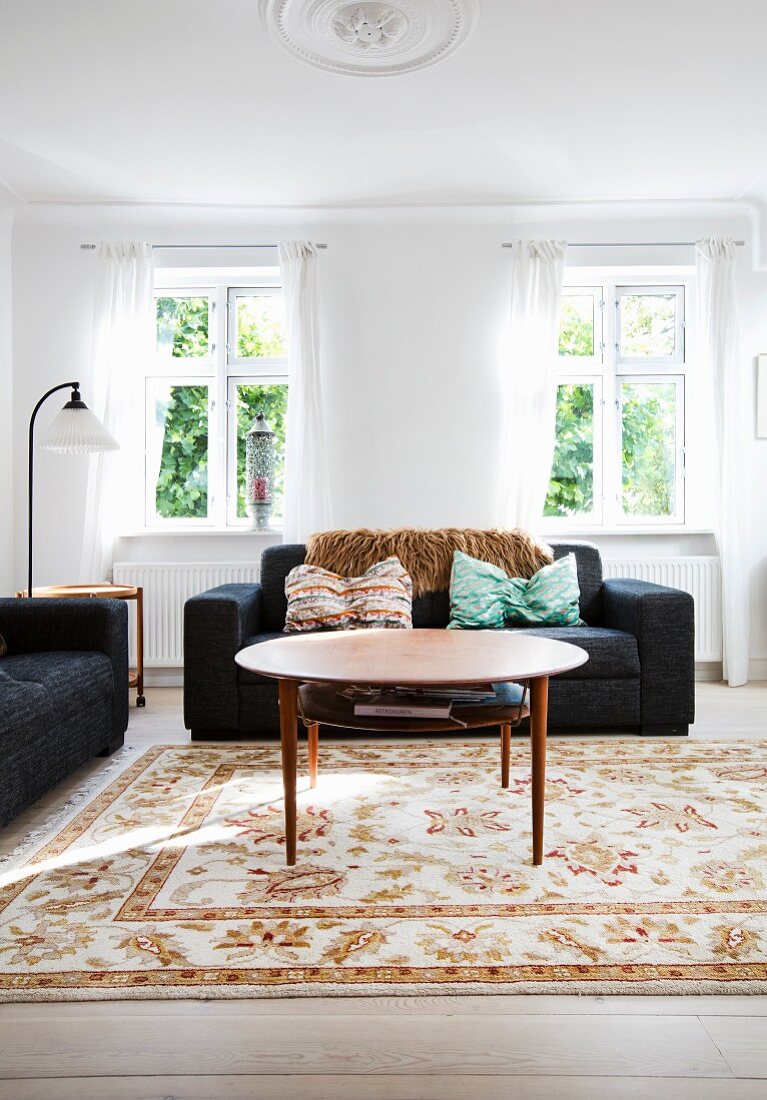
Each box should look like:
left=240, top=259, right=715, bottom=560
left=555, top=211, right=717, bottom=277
left=603, top=556, right=722, bottom=663
left=114, top=556, right=722, bottom=669
left=113, top=562, right=261, bottom=668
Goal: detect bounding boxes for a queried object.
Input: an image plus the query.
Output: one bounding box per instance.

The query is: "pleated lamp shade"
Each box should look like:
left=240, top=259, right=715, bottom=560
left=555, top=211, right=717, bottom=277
left=37, top=397, right=119, bottom=454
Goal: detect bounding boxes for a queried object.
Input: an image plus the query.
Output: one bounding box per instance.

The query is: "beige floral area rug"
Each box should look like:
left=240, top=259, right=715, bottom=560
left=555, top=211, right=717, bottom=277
left=1, top=740, right=766, bottom=1000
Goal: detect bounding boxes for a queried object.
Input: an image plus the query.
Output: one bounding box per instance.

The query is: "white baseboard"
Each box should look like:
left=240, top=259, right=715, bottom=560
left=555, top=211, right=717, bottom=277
left=696, top=660, right=767, bottom=683
left=749, top=658, right=767, bottom=682
left=144, top=668, right=184, bottom=688
left=695, top=662, right=723, bottom=683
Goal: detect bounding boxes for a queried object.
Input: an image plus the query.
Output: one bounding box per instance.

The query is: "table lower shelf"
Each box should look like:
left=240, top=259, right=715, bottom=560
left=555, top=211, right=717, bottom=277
left=298, top=683, right=529, bottom=734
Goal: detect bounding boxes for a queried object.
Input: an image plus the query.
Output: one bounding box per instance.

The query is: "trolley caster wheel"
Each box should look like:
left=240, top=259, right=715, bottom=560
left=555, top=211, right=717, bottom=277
left=136, top=695, right=146, bottom=708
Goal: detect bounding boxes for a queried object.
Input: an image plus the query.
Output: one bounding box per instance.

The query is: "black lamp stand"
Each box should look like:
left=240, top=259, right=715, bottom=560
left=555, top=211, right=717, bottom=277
left=27, top=381, right=80, bottom=598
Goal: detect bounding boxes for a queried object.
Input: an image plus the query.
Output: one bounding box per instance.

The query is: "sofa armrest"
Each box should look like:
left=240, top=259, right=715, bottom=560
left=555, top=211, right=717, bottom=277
left=0, top=597, right=129, bottom=739
left=183, top=584, right=263, bottom=733
left=602, top=579, right=695, bottom=731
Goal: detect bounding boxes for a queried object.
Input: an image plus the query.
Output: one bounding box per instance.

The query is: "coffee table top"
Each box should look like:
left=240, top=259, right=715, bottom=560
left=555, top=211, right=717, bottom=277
left=236, top=628, right=588, bottom=686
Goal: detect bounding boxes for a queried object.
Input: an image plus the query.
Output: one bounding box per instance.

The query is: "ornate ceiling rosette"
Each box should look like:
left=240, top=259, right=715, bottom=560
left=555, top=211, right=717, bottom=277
left=260, top=0, right=478, bottom=76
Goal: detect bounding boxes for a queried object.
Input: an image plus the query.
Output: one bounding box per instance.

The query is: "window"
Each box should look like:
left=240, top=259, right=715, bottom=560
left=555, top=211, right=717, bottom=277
left=545, top=278, right=687, bottom=527
left=145, top=280, right=288, bottom=527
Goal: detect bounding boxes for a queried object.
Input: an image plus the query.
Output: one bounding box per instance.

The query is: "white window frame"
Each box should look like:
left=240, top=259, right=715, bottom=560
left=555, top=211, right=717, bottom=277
left=226, top=375, right=288, bottom=527
left=615, top=284, right=685, bottom=367
left=615, top=374, right=685, bottom=527
left=559, top=285, right=604, bottom=369
left=152, top=287, right=215, bottom=376
left=544, top=273, right=689, bottom=532
left=144, top=274, right=288, bottom=530
left=544, top=374, right=604, bottom=527
left=144, top=375, right=216, bottom=528
left=225, top=285, right=288, bottom=526
left=227, top=286, right=288, bottom=375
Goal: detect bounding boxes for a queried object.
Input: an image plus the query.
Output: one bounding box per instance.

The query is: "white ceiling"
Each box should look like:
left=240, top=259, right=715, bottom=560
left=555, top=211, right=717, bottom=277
left=1, top=0, right=767, bottom=207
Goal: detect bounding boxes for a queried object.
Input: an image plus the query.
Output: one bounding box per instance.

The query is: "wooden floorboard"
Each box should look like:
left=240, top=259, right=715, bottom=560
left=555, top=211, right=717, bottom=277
left=0, top=1013, right=732, bottom=1079
left=0, top=682, right=765, bottom=1093
left=1, top=994, right=766, bottom=1019
left=0, top=1074, right=765, bottom=1100
left=701, top=1016, right=767, bottom=1078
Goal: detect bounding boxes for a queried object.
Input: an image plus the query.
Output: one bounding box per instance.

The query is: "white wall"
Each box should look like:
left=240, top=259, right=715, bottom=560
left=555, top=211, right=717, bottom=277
left=9, top=201, right=767, bottom=671
left=0, top=187, right=16, bottom=596
left=736, top=264, right=767, bottom=679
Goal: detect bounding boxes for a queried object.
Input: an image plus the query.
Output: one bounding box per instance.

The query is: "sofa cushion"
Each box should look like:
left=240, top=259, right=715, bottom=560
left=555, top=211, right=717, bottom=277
left=504, top=625, right=639, bottom=679
left=260, top=544, right=308, bottom=631
left=259, top=541, right=605, bottom=630
left=412, top=589, right=451, bottom=629
left=551, top=542, right=603, bottom=625
left=0, top=651, right=114, bottom=741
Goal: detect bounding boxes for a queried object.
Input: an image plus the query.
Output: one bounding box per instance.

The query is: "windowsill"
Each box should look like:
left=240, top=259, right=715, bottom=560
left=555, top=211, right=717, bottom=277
left=119, top=528, right=284, bottom=538
left=540, top=526, right=715, bottom=537
left=120, top=526, right=714, bottom=539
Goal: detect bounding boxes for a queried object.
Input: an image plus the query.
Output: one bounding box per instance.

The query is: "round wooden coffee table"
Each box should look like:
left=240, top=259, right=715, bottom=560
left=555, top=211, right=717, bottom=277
left=236, top=629, right=588, bottom=867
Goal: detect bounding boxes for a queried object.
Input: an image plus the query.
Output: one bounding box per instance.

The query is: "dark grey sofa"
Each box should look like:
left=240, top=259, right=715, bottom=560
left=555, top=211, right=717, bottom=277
left=0, top=598, right=129, bottom=827
left=184, top=541, right=695, bottom=740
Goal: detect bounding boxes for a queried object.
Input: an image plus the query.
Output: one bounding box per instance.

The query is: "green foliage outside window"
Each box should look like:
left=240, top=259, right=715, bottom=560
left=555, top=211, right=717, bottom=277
left=154, top=384, right=209, bottom=519
left=620, top=294, right=676, bottom=358
left=237, top=297, right=287, bottom=358
left=546, top=300, right=596, bottom=516
left=236, top=384, right=288, bottom=520
left=559, top=296, right=594, bottom=357
left=156, top=296, right=209, bottom=357
left=621, top=382, right=676, bottom=516
left=544, top=384, right=594, bottom=517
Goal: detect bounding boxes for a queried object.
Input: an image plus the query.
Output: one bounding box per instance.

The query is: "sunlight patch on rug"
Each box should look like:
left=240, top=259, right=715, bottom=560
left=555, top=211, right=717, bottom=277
left=0, top=740, right=765, bottom=1000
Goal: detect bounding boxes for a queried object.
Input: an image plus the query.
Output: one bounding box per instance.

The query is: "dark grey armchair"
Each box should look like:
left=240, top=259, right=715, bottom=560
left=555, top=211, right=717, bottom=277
left=0, top=598, right=129, bottom=826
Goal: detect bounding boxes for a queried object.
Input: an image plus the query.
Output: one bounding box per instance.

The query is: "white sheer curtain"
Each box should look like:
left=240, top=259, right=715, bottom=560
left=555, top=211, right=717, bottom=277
left=498, top=239, right=567, bottom=531
left=80, top=242, right=154, bottom=582
left=278, top=240, right=333, bottom=543
left=696, top=238, right=750, bottom=686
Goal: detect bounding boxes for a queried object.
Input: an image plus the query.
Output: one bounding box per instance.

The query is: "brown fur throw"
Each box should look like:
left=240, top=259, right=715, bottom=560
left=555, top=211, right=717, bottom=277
left=305, top=528, right=553, bottom=598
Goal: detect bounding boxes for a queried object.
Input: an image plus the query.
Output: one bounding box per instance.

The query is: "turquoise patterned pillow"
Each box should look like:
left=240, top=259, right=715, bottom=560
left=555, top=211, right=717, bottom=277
left=448, top=551, right=582, bottom=629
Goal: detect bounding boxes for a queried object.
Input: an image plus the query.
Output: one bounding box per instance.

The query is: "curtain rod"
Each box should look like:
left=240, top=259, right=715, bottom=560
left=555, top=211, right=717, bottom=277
left=80, top=242, right=328, bottom=251
left=501, top=240, right=745, bottom=249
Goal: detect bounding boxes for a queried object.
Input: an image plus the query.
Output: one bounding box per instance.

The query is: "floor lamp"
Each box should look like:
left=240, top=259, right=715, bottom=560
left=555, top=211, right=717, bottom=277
left=28, top=381, right=119, bottom=597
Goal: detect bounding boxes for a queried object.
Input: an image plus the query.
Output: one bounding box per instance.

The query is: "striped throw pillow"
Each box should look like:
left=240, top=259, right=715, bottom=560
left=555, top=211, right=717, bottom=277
left=284, top=557, right=413, bottom=633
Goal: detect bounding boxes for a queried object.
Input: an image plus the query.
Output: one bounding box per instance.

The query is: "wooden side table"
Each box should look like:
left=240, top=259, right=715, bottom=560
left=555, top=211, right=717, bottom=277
left=15, top=583, right=145, bottom=707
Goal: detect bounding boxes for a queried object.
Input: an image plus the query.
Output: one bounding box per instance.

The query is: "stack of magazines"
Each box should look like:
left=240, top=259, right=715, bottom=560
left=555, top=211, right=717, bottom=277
left=340, top=682, right=525, bottom=720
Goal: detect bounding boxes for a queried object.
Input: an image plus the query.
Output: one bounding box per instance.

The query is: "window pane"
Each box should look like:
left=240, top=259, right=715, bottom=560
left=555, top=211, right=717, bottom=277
left=619, top=292, right=677, bottom=358
left=149, top=382, right=209, bottom=519
left=544, top=383, right=594, bottom=517
left=156, top=296, right=209, bottom=358
left=559, top=294, right=594, bottom=357
left=236, top=295, right=287, bottom=358
left=235, top=383, right=288, bottom=521
left=621, top=381, right=677, bottom=516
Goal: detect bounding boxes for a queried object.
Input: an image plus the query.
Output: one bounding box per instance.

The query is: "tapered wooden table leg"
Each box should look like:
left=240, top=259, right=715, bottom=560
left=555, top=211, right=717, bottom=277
left=308, top=722, right=319, bottom=788
left=135, top=586, right=145, bottom=705
left=530, top=675, right=549, bottom=866
left=278, top=678, right=298, bottom=866
left=500, top=723, right=511, bottom=789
